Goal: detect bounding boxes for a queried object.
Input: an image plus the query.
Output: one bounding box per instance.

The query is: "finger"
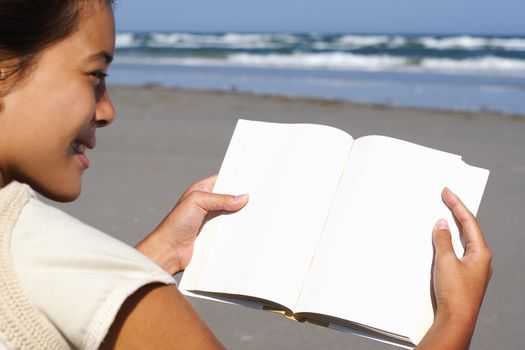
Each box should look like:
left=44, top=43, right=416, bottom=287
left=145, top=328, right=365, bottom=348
left=432, top=218, right=457, bottom=261
left=179, top=175, right=218, bottom=202
left=442, top=187, right=488, bottom=251
left=189, top=191, right=249, bottom=213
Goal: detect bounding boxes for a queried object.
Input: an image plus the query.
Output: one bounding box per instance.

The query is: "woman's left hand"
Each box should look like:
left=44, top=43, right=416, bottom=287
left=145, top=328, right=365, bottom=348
left=136, top=175, right=249, bottom=275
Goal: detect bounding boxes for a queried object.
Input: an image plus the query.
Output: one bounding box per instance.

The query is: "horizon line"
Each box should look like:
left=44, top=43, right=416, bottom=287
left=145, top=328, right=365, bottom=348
left=115, top=29, right=525, bottom=37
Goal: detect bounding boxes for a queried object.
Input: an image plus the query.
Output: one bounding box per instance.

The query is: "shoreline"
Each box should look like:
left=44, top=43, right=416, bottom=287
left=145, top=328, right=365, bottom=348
left=109, top=83, right=525, bottom=120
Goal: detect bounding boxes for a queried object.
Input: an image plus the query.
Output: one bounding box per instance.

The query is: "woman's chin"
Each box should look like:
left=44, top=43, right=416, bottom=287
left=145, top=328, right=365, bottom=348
left=34, top=181, right=82, bottom=202
left=49, top=191, right=81, bottom=203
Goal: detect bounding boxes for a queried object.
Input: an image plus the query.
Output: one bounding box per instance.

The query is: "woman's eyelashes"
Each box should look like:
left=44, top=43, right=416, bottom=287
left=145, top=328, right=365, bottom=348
left=90, top=70, right=108, bottom=84
left=89, top=70, right=109, bottom=100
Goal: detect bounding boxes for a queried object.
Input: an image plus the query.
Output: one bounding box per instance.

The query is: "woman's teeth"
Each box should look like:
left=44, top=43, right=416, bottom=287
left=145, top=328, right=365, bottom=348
left=73, top=143, right=86, bottom=154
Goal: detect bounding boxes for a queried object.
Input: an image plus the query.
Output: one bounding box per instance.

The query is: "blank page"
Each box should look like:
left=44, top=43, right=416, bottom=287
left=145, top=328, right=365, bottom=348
left=180, top=120, right=353, bottom=309
left=297, top=135, right=489, bottom=344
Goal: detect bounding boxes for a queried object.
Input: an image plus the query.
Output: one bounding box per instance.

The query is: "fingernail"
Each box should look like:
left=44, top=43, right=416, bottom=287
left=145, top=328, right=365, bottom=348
left=234, top=194, right=249, bottom=201
left=443, top=186, right=456, bottom=196
left=435, top=218, right=449, bottom=230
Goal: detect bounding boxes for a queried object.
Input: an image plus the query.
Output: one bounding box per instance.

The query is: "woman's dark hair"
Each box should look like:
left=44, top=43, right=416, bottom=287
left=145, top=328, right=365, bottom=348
left=0, top=0, right=114, bottom=94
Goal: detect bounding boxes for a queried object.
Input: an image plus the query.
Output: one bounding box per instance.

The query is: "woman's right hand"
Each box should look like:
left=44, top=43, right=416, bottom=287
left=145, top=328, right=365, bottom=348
left=136, top=175, right=249, bottom=275
left=416, top=187, right=493, bottom=349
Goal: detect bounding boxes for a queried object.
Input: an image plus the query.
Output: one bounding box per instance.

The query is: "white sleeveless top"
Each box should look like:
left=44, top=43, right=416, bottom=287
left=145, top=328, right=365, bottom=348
left=0, top=182, right=175, bottom=349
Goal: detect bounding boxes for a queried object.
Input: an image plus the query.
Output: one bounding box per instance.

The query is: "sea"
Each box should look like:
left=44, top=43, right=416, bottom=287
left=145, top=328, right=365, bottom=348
left=110, top=32, right=525, bottom=115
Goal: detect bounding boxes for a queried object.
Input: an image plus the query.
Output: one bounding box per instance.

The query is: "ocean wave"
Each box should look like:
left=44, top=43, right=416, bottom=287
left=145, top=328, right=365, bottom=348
left=149, top=33, right=287, bottom=49
left=226, top=52, right=408, bottom=70
left=487, top=38, right=525, bottom=51
left=419, top=35, right=525, bottom=51
left=420, top=56, right=525, bottom=73
left=116, top=32, right=525, bottom=52
left=114, top=53, right=407, bottom=71
left=316, top=35, right=525, bottom=51
left=115, top=52, right=525, bottom=76
left=116, top=32, right=298, bottom=49
left=312, top=35, right=408, bottom=50
left=115, top=33, right=141, bottom=48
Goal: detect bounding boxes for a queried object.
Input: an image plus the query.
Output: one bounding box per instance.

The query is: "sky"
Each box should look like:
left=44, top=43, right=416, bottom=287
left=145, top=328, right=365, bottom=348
left=114, top=0, right=525, bottom=35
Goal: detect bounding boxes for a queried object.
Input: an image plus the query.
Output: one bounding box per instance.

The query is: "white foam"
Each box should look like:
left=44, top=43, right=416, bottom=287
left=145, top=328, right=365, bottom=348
left=338, top=35, right=390, bottom=46
left=419, top=35, right=525, bottom=51
left=490, top=38, right=525, bottom=51
left=221, top=33, right=294, bottom=45
left=328, top=35, right=525, bottom=51
left=148, top=33, right=216, bottom=48
left=420, top=36, right=486, bottom=50
left=114, top=52, right=408, bottom=71
left=115, top=32, right=525, bottom=53
left=115, top=52, right=525, bottom=77
left=420, top=56, right=525, bottom=74
left=142, top=32, right=288, bottom=49
left=116, top=33, right=140, bottom=48
left=226, top=52, right=407, bottom=70
left=313, top=35, right=407, bottom=50
left=228, top=53, right=525, bottom=75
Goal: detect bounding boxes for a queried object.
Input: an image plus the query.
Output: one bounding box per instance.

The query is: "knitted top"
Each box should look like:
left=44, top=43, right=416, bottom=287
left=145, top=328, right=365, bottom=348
left=0, top=182, right=67, bottom=349
left=0, top=182, right=176, bottom=349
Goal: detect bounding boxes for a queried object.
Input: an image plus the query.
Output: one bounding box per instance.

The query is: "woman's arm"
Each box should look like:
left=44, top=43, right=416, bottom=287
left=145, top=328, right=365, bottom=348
left=99, top=176, right=248, bottom=349
left=100, top=283, right=225, bottom=350
left=416, top=188, right=493, bottom=349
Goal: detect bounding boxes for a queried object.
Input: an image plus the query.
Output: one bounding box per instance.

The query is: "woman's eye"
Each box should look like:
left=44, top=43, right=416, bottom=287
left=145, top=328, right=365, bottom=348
left=90, top=71, right=109, bottom=99
left=91, top=71, right=109, bottom=81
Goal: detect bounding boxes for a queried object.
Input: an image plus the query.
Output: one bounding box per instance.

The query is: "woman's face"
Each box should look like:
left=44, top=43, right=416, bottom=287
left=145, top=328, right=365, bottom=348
left=0, top=3, right=116, bottom=201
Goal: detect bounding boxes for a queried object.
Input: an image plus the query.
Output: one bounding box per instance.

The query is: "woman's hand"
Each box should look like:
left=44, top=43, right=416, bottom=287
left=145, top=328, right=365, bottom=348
left=416, top=187, right=492, bottom=350
left=136, top=175, right=248, bottom=275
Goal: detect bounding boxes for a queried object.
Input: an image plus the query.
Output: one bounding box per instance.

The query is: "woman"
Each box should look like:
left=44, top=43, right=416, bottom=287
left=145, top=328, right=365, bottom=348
left=0, top=1, right=492, bottom=349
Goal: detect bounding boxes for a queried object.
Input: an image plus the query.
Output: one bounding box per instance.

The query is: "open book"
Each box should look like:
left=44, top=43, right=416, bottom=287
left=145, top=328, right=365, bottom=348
left=179, top=119, right=489, bottom=348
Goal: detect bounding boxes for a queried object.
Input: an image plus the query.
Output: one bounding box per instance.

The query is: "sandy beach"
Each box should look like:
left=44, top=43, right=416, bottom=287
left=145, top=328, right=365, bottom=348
left=53, top=85, right=525, bottom=350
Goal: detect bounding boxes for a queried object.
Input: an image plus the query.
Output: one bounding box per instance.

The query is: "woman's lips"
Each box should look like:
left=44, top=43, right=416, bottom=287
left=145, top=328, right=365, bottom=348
left=72, top=142, right=90, bottom=168
left=77, top=153, right=90, bottom=168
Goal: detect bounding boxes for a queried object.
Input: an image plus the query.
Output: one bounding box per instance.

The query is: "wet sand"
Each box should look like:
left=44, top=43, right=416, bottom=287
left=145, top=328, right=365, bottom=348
left=54, top=85, right=525, bottom=350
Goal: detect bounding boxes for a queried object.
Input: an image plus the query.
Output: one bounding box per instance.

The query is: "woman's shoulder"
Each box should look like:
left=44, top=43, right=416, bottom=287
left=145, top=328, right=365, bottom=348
left=15, top=194, right=135, bottom=254
left=8, top=187, right=175, bottom=350
left=12, top=193, right=161, bottom=271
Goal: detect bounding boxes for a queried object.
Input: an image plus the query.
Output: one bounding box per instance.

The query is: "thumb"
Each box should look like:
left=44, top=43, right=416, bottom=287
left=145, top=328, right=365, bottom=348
left=189, top=191, right=249, bottom=213
left=432, top=218, right=455, bottom=259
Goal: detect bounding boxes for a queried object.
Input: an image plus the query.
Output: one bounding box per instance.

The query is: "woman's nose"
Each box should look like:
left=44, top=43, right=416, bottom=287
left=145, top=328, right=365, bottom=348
left=94, top=89, right=116, bottom=128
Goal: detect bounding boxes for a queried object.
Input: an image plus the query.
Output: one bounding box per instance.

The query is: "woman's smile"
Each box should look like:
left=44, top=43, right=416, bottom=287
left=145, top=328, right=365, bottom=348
left=72, top=141, right=90, bottom=169
left=71, top=133, right=96, bottom=169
